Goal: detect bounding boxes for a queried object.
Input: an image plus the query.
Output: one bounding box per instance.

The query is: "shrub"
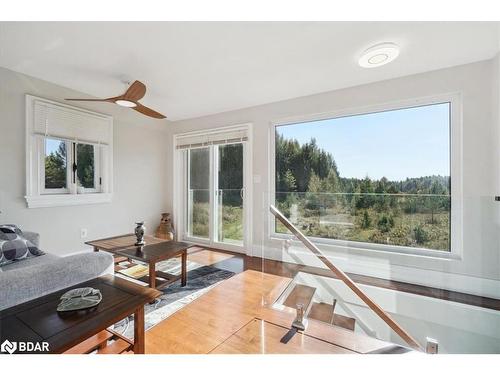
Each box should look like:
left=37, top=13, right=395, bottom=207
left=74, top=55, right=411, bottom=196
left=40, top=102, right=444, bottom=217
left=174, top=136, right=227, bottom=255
left=377, top=214, right=395, bottom=233
left=360, top=210, right=371, bottom=229
left=414, top=224, right=429, bottom=245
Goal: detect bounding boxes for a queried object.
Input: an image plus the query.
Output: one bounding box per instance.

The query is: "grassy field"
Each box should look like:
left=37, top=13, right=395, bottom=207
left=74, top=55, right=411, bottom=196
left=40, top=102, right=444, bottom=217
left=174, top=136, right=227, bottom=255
left=275, top=197, right=450, bottom=251
left=189, top=197, right=450, bottom=251
left=190, top=202, right=243, bottom=242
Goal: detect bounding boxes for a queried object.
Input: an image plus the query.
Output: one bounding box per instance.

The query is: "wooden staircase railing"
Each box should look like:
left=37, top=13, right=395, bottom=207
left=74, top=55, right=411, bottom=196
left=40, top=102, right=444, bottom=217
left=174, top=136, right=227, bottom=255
left=270, top=205, right=423, bottom=352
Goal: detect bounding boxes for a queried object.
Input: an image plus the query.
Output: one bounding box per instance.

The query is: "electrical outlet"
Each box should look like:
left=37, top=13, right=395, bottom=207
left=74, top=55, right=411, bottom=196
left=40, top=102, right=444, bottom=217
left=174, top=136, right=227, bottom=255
left=80, top=228, right=88, bottom=239
left=426, top=337, right=439, bottom=354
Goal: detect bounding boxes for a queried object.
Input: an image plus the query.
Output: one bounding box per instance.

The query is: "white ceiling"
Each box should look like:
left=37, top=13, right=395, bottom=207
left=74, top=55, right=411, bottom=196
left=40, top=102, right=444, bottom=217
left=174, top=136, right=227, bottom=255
left=0, top=22, right=499, bottom=121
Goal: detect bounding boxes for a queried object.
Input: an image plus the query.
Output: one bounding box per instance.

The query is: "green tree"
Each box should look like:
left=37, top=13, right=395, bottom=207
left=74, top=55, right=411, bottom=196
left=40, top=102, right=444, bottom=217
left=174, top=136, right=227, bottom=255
left=282, top=169, right=297, bottom=192
left=426, top=180, right=446, bottom=224
left=414, top=224, right=429, bottom=245
left=356, top=176, right=375, bottom=209
left=45, top=142, right=67, bottom=188
left=307, top=172, right=322, bottom=193
left=305, top=172, right=322, bottom=210
left=377, top=214, right=395, bottom=233
left=76, top=144, right=95, bottom=188
left=360, top=210, right=372, bottom=229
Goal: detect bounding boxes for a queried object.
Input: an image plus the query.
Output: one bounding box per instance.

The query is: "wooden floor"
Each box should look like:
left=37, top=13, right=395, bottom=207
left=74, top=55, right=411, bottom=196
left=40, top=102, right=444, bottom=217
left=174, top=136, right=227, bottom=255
left=145, top=246, right=500, bottom=354
left=145, top=262, right=404, bottom=354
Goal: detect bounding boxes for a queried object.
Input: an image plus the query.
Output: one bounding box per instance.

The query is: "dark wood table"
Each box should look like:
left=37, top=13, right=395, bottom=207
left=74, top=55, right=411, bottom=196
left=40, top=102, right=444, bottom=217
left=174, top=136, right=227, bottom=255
left=117, top=241, right=191, bottom=290
left=0, top=275, right=160, bottom=354
left=86, top=234, right=168, bottom=253
left=86, top=234, right=192, bottom=290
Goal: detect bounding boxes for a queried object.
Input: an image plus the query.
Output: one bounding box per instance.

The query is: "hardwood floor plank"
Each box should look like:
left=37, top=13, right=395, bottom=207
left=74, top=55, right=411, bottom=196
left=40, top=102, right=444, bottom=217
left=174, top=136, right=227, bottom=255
left=146, top=270, right=290, bottom=354
left=210, top=319, right=353, bottom=354
left=146, top=270, right=401, bottom=354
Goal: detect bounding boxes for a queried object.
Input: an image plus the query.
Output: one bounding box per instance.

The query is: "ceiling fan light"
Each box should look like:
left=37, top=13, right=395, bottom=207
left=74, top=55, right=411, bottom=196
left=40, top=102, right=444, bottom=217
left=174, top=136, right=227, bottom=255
left=358, top=42, right=400, bottom=68
left=115, top=99, right=137, bottom=108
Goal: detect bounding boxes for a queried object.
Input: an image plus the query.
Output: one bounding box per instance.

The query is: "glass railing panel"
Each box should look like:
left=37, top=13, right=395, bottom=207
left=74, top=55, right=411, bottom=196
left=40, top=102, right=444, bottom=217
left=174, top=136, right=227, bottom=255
left=259, top=191, right=500, bottom=353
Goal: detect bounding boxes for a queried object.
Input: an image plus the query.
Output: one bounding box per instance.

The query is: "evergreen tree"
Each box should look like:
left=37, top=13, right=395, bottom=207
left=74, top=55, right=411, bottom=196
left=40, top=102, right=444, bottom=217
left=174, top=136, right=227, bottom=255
left=356, top=176, right=375, bottom=209
left=283, top=169, right=297, bottom=192
left=45, top=142, right=67, bottom=188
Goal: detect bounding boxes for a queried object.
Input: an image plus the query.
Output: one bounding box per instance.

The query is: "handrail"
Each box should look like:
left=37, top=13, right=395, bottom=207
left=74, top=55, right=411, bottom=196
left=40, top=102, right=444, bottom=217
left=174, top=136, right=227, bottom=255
left=270, top=205, right=424, bottom=352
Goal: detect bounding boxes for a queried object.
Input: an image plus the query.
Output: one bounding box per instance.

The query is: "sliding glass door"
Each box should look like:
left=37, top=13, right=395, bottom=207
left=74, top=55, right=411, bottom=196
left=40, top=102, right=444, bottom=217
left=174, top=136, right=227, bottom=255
left=187, top=147, right=211, bottom=240
left=216, top=143, right=244, bottom=246
left=184, top=142, right=246, bottom=251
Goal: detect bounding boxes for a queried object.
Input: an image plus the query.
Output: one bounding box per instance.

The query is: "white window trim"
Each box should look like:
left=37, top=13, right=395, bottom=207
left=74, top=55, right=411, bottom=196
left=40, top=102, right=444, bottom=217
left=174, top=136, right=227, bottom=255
left=268, top=92, right=463, bottom=260
left=25, top=95, right=113, bottom=208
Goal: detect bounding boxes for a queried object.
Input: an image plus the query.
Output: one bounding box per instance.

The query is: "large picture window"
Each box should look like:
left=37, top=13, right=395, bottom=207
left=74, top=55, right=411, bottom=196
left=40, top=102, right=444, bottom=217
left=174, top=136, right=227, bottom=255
left=274, top=101, right=452, bottom=253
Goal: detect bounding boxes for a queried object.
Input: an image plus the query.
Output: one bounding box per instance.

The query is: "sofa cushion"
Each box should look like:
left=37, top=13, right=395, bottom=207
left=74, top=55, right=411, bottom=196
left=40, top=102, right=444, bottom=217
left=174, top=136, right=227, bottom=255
left=0, top=225, right=45, bottom=267
left=1, top=253, right=59, bottom=271
left=0, top=252, right=114, bottom=310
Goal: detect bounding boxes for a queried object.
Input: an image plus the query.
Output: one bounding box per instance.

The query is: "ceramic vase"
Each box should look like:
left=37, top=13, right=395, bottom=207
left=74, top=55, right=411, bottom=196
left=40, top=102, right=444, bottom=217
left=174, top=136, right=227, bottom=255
left=134, top=221, right=146, bottom=246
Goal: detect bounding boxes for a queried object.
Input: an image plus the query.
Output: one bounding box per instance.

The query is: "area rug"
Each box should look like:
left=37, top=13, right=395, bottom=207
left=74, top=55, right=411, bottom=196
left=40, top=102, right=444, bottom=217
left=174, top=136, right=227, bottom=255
left=114, top=257, right=235, bottom=339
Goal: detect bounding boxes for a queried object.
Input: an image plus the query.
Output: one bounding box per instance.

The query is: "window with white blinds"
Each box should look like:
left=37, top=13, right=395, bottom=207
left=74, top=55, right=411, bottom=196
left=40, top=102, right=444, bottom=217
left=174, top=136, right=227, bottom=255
left=25, top=95, right=113, bottom=208
left=175, top=126, right=249, bottom=149
left=33, top=100, right=111, bottom=145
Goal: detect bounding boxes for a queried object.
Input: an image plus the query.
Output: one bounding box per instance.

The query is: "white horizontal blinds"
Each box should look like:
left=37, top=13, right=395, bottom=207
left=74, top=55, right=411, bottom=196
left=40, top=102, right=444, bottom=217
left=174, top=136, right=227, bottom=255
left=176, top=127, right=248, bottom=149
left=33, top=100, right=111, bottom=145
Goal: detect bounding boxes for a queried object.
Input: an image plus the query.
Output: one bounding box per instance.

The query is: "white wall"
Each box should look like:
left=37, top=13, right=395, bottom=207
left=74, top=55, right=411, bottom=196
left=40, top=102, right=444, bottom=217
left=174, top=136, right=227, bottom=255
left=166, top=58, right=500, bottom=295
left=0, top=67, right=169, bottom=256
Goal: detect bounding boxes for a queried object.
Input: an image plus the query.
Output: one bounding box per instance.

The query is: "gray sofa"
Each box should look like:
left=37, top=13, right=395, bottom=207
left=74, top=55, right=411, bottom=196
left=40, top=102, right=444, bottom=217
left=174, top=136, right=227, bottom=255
left=0, top=231, right=114, bottom=310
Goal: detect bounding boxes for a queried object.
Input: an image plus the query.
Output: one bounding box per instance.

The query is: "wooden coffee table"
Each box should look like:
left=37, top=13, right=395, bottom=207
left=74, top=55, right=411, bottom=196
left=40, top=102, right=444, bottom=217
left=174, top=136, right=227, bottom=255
left=117, top=241, right=191, bottom=289
left=0, top=275, right=160, bottom=354
left=86, top=234, right=192, bottom=290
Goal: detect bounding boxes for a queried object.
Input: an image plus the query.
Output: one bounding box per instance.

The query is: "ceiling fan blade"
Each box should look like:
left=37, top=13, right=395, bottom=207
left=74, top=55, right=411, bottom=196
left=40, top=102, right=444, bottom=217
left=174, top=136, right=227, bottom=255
left=65, top=98, right=112, bottom=102
left=123, top=80, right=147, bottom=101
left=133, top=103, right=166, bottom=119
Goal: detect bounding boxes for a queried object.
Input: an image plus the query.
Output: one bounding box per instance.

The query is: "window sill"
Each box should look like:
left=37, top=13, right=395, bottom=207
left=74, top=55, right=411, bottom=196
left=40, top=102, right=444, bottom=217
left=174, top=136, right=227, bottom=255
left=25, top=193, right=113, bottom=208
left=269, top=232, right=461, bottom=261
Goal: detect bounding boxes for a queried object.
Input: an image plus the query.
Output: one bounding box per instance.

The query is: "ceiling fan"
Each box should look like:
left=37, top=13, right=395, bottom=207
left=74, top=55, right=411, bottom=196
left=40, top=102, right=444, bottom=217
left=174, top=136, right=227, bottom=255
left=66, top=80, right=166, bottom=119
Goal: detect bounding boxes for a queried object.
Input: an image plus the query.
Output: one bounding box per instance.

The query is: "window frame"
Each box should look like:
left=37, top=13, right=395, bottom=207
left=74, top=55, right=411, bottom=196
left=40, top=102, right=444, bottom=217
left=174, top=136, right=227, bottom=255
left=40, top=138, right=102, bottom=195
left=269, top=93, right=463, bottom=260
left=25, top=95, right=113, bottom=208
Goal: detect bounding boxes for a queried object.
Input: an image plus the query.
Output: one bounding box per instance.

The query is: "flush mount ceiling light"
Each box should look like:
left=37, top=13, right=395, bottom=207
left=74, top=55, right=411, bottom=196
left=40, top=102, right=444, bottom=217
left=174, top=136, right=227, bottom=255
left=358, top=42, right=400, bottom=68
left=115, top=99, right=137, bottom=108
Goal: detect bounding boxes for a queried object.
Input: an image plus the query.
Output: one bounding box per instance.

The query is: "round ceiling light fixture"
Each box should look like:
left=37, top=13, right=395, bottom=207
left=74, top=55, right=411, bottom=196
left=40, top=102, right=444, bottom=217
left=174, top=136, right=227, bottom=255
left=358, top=42, right=400, bottom=68
left=115, top=99, right=137, bottom=108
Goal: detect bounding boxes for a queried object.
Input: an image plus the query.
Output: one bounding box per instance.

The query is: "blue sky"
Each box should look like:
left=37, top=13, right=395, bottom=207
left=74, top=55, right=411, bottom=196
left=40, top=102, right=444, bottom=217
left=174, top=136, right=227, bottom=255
left=46, top=138, right=65, bottom=156
left=277, top=102, right=450, bottom=181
